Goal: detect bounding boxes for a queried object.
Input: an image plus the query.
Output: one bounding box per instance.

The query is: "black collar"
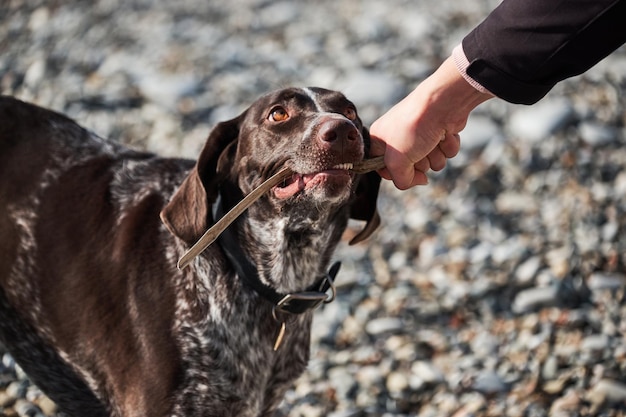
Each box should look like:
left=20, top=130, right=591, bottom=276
left=213, top=194, right=340, bottom=315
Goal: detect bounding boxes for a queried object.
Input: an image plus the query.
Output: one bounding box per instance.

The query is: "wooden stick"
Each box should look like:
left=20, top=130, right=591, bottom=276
left=350, top=155, right=384, bottom=174
left=177, top=157, right=385, bottom=269
left=177, top=167, right=293, bottom=269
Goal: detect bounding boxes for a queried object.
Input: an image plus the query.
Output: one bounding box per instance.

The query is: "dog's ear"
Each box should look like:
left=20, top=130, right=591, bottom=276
left=349, top=127, right=382, bottom=245
left=160, top=117, right=241, bottom=244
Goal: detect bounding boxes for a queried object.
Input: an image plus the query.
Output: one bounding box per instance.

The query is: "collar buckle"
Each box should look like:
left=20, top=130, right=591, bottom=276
left=273, top=262, right=339, bottom=316
left=275, top=291, right=328, bottom=315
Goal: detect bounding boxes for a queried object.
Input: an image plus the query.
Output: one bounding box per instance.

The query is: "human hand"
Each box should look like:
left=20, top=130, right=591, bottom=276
left=369, top=98, right=461, bottom=189
left=369, top=56, right=493, bottom=189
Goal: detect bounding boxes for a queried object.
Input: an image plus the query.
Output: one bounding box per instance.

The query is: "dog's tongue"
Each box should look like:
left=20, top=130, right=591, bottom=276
left=274, top=173, right=318, bottom=199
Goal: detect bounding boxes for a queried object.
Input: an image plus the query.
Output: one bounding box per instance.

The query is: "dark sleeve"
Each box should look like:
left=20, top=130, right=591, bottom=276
left=462, top=0, right=626, bottom=104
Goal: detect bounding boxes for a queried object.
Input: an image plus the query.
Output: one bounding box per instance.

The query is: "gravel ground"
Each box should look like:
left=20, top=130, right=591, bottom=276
left=2, top=0, right=626, bottom=416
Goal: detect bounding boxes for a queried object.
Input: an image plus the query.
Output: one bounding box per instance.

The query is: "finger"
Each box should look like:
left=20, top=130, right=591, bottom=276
left=410, top=170, right=429, bottom=187
left=377, top=167, right=392, bottom=181
left=414, top=158, right=430, bottom=173
left=427, top=146, right=447, bottom=171
left=385, top=148, right=418, bottom=190
left=439, top=132, right=461, bottom=158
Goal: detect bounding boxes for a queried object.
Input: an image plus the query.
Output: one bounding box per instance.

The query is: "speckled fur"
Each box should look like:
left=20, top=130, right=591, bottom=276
left=0, top=89, right=380, bottom=417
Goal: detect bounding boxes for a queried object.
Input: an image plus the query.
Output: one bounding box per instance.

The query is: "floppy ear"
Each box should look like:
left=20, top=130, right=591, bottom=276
left=160, top=117, right=241, bottom=244
left=349, top=127, right=382, bottom=245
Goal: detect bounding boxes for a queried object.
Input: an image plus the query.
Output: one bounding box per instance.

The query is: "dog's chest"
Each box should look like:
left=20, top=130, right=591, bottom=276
left=172, top=281, right=312, bottom=416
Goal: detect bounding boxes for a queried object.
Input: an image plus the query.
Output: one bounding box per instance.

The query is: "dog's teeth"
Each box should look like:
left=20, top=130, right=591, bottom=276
left=333, top=163, right=353, bottom=170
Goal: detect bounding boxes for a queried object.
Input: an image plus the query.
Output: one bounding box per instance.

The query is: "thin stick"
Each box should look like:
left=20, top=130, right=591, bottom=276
left=350, top=155, right=385, bottom=174
left=177, top=157, right=385, bottom=269
left=177, top=167, right=293, bottom=269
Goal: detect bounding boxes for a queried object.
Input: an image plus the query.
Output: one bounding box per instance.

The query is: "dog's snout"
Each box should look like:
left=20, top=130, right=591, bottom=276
left=318, top=119, right=359, bottom=149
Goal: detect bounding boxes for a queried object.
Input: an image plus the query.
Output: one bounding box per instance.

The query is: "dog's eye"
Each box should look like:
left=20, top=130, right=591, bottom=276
left=269, top=107, right=289, bottom=122
left=344, top=107, right=357, bottom=121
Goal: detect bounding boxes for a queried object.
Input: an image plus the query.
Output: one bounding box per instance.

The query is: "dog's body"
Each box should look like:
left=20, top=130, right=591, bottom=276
left=0, top=88, right=379, bottom=417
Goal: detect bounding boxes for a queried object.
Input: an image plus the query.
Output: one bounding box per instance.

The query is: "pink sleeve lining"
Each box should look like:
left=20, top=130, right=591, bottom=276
left=452, top=44, right=495, bottom=96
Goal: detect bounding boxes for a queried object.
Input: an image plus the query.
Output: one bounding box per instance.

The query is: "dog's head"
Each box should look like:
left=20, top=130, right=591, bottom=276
left=161, top=87, right=380, bottom=246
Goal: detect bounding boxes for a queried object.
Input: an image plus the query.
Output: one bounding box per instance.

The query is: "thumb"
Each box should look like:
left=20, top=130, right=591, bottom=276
left=385, top=146, right=419, bottom=190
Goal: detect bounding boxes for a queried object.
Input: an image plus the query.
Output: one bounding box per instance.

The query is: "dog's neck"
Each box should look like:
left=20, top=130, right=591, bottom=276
left=216, top=194, right=348, bottom=295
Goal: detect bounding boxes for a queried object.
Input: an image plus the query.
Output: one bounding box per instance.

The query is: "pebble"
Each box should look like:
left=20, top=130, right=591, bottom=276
left=2, top=1, right=626, bottom=416
left=337, top=70, right=405, bottom=110
left=549, top=390, right=582, bottom=415
left=471, top=370, right=509, bottom=394
left=460, top=115, right=501, bottom=151
left=14, top=399, right=43, bottom=417
left=508, top=98, right=576, bottom=143
left=587, top=379, right=626, bottom=405
left=385, top=371, right=409, bottom=395
left=512, top=285, right=560, bottom=314
left=580, top=334, right=610, bottom=353
left=578, top=122, right=617, bottom=147
left=410, top=361, right=444, bottom=386
left=327, top=367, right=357, bottom=401
left=514, top=256, right=542, bottom=284
left=364, top=317, right=404, bottom=336
left=587, top=272, right=626, bottom=291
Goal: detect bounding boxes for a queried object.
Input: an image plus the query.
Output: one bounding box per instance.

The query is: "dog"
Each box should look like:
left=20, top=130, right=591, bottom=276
left=0, top=87, right=380, bottom=417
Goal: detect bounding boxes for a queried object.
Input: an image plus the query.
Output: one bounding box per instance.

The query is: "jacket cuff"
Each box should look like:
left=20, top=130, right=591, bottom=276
left=451, top=44, right=495, bottom=96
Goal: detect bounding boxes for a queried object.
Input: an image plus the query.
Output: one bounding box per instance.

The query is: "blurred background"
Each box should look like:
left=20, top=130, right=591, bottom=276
left=1, top=0, right=626, bottom=416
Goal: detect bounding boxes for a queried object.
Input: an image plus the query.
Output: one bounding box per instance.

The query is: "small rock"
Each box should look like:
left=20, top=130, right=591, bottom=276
left=355, top=366, right=383, bottom=388
left=337, top=70, right=405, bottom=108
left=258, top=2, right=300, bottom=28
left=549, top=390, right=582, bottom=415
left=0, top=391, right=16, bottom=408
left=470, top=331, right=499, bottom=357
left=6, top=380, right=28, bottom=400
left=138, top=72, right=201, bottom=109
left=461, top=116, right=501, bottom=151
left=23, top=59, right=47, bottom=88
left=514, top=256, right=542, bottom=284
left=508, top=98, right=576, bottom=143
left=364, top=317, right=403, bottom=336
left=587, top=272, right=626, bottom=291
left=580, top=334, right=610, bottom=353
left=471, top=370, right=509, bottom=394
left=579, top=121, right=617, bottom=147
left=451, top=393, right=486, bottom=417
left=28, top=7, right=50, bottom=32
left=327, top=367, right=356, bottom=401
left=386, top=371, right=409, bottom=395
left=13, top=399, right=42, bottom=417
left=512, top=285, right=559, bottom=314
left=34, top=395, right=57, bottom=416
left=586, top=379, right=626, bottom=406
left=541, top=355, right=559, bottom=380
left=410, top=361, right=445, bottom=386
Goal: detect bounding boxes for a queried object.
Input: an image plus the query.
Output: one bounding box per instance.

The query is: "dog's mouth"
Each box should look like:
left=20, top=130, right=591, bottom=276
left=273, top=163, right=354, bottom=200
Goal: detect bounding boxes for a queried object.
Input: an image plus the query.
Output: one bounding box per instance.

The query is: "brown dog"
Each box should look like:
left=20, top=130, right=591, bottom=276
left=0, top=88, right=380, bottom=417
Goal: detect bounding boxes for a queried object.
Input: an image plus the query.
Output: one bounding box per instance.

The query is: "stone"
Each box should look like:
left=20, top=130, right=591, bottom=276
left=364, top=317, right=404, bottom=336
left=508, top=98, right=576, bottom=143
left=512, top=285, right=559, bottom=314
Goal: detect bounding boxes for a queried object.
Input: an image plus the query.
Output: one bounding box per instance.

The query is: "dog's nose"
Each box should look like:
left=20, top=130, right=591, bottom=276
left=318, top=119, right=359, bottom=149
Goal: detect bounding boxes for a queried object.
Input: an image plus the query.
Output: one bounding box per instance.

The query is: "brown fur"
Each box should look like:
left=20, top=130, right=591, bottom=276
left=0, top=88, right=380, bottom=417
